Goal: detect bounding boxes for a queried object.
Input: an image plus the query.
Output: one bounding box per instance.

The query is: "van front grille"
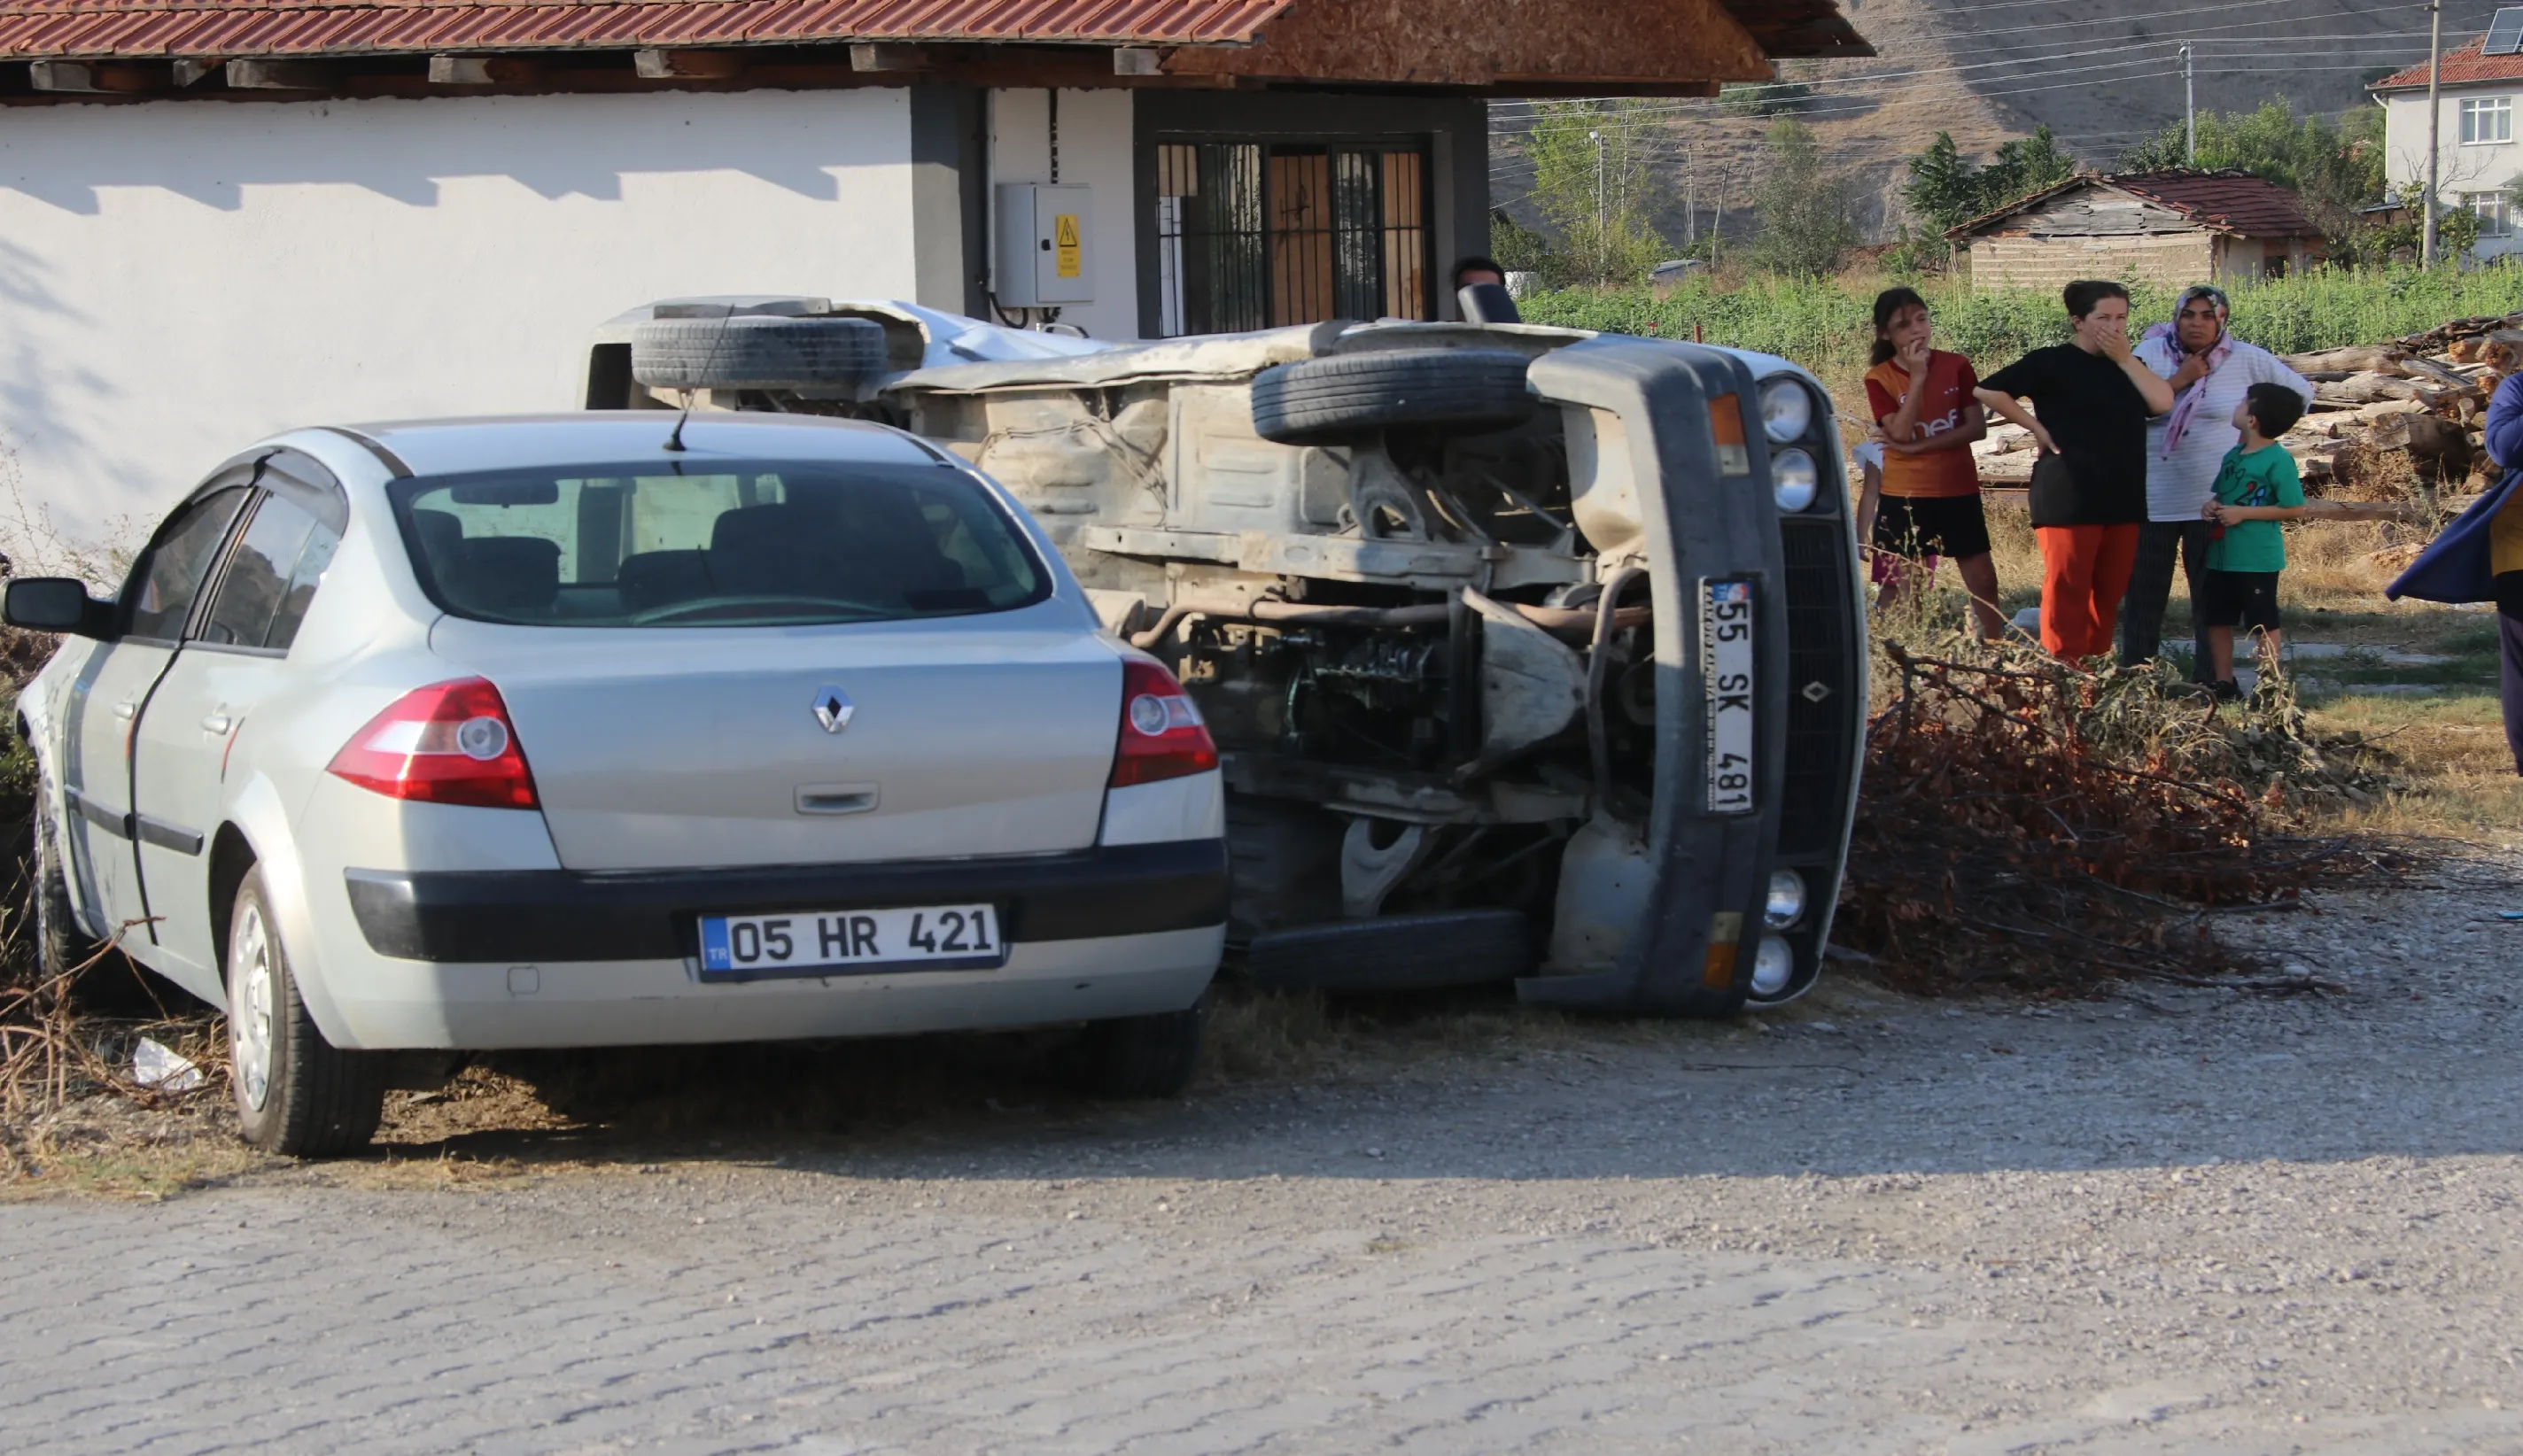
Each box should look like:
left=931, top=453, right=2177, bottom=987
left=1777, top=517, right=1862, bottom=859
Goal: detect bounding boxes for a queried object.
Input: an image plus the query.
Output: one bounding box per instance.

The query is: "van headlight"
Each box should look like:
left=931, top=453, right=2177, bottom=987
left=1771, top=449, right=1818, bottom=512
left=1765, top=870, right=1806, bottom=929
left=1758, top=377, right=1813, bottom=443
left=1751, top=936, right=1796, bottom=997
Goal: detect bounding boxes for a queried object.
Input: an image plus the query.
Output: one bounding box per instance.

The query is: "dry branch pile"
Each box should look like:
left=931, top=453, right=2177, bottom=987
left=1835, top=641, right=2397, bottom=999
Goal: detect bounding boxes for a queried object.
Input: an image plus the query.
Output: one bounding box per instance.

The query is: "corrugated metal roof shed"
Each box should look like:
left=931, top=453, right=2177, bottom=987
left=0, top=0, right=1293, bottom=58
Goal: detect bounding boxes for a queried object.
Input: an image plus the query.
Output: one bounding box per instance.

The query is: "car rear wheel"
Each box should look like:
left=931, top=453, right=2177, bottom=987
left=631, top=315, right=889, bottom=391
left=1249, top=348, right=1537, bottom=445
left=1070, top=994, right=1210, bottom=1099
left=227, top=870, right=384, bottom=1158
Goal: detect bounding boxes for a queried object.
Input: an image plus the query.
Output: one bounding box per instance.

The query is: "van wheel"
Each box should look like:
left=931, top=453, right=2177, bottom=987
left=1070, top=995, right=1210, bottom=1099
left=1249, top=349, right=1536, bottom=445
left=227, top=870, right=383, bottom=1158
left=631, top=315, right=889, bottom=391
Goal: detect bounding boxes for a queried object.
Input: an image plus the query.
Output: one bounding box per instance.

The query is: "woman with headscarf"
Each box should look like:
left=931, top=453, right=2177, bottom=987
left=2122, top=284, right=2313, bottom=678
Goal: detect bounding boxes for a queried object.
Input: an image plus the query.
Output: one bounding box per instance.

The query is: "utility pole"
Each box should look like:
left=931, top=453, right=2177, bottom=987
left=2181, top=43, right=2195, bottom=165
left=1711, top=165, right=1729, bottom=268
left=1685, top=143, right=1697, bottom=245
left=2425, top=0, right=2443, bottom=267
left=1587, top=128, right=1607, bottom=283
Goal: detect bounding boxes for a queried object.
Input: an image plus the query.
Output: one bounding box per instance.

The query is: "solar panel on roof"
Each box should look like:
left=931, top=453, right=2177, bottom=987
left=2487, top=5, right=2523, bottom=56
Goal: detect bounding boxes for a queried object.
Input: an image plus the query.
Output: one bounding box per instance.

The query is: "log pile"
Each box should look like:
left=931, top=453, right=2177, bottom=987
left=1966, top=311, right=2523, bottom=517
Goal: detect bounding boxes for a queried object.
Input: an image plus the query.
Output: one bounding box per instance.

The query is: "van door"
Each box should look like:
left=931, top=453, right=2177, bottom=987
left=62, top=484, right=250, bottom=965
left=133, top=475, right=343, bottom=992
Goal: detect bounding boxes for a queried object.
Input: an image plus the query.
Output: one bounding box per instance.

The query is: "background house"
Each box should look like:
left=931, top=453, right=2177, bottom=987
left=0, top=0, right=1867, bottom=538
left=2372, top=7, right=2523, bottom=260
left=1945, top=170, right=2327, bottom=290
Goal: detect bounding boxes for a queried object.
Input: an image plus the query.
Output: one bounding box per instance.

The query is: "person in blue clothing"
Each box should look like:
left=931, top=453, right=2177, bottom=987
left=2387, top=356, right=2523, bottom=773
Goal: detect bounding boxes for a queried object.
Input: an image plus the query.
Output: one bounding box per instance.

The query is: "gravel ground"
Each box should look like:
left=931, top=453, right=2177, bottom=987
left=4, top=853, right=2523, bottom=1453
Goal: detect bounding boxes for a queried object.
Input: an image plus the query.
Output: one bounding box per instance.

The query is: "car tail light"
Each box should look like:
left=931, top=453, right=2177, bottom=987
left=1109, top=658, right=1218, bottom=788
left=326, top=678, right=540, bottom=809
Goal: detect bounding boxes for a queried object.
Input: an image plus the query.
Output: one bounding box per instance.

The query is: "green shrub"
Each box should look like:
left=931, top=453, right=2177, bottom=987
left=1521, top=266, right=2523, bottom=380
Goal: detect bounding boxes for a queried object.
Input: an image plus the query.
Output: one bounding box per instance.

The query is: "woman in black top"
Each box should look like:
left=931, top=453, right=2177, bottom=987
left=1974, top=280, right=2176, bottom=660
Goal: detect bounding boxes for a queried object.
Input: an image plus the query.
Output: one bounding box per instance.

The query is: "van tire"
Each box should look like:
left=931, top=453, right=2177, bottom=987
left=1250, top=349, right=1536, bottom=445
left=227, top=870, right=384, bottom=1158
left=1070, top=994, right=1210, bottom=1099
left=631, top=316, right=889, bottom=391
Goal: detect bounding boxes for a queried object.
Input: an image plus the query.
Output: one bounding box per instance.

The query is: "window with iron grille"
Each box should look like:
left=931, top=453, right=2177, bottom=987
left=1155, top=140, right=1432, bottom=337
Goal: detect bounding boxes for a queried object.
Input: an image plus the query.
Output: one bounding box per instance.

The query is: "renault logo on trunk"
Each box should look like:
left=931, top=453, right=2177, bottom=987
left=812, top=686, right=855, bottom=734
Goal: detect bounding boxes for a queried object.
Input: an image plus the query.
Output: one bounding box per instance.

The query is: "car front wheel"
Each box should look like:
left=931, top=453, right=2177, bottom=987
left=227, top=869, right=383, bottom=1157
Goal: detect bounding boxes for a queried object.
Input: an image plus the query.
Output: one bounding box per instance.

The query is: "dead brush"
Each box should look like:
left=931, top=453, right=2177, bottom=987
left=0, top=929, right=230, bottom=1175
left=1838, top=635, right=2408, bottom=999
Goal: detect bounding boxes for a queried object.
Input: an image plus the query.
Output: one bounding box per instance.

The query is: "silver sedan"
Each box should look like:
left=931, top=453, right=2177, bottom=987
left=7, top=414, right=1229, bottom=1156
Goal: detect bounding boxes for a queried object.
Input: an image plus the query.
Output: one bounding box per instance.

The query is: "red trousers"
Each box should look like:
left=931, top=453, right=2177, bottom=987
left=2035, top=523, right=2141, bottom=661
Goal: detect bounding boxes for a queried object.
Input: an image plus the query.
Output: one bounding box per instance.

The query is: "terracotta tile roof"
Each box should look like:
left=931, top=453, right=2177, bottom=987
left=1945, top=168, right=2320, bottom=241
left=2109, top=170, right=2320, bottom=238
left=2371, top=36, right=2523, bottom=91
left=0, top=0, right=1293, bottom=58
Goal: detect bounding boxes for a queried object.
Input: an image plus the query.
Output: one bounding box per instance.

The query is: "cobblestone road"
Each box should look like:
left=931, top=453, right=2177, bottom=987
left=7, top=861, right=2523, bottom=1453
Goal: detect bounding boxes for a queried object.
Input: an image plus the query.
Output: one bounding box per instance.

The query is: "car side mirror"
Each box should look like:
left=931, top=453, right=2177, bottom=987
left=1458, top=281, right=1521, bottom=326
left=4, top=577, right=110, bottom=638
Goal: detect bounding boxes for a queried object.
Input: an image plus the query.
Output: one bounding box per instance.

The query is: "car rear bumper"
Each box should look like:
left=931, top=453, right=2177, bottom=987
left=316, top=926, right=1224, bottom=1049
left=341, top=838, right=1229, bottom=963
left=307, top=839, right=1228, bottom=1049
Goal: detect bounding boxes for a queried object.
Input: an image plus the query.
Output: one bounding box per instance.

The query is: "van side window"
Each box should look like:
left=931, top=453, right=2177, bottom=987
left=199, top=492, right=341, bottom=653
left=125, top=488, right=249, bottom=643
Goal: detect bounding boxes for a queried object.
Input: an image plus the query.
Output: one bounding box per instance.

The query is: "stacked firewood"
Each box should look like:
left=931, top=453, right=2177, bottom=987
left=1967, top=312, right=2523, bottom=521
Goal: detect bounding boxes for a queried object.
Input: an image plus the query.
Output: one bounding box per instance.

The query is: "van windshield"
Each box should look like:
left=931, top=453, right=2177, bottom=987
left=392, top=461, right=1050, bottom=628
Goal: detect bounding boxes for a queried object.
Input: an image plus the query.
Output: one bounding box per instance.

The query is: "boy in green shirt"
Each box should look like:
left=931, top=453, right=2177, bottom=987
left=2200, top=382, right=2309, bottom=697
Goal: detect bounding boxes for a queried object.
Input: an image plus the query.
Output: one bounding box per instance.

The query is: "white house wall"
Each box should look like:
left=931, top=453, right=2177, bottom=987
left=0, top=89, right=920, bottom=545
left=986, top=88, right=1139, bottom=343
left=2381, top=88, right=2523, bottom=259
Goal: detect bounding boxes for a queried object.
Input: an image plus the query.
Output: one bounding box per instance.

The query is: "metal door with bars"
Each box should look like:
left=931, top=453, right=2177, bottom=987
left=1155, top=140, right=1431, bottom=337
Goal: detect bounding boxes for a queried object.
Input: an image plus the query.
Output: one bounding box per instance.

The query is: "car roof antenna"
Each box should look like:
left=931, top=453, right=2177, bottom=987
left=663, top=305, right=741, bottom=454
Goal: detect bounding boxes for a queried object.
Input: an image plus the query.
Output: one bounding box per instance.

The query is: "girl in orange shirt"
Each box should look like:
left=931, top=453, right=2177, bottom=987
left=1862, top=287, right=2002, bottom=639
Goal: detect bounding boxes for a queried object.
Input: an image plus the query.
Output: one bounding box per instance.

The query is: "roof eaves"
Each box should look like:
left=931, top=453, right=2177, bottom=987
left=1939, top=170, right=2099, bottom=242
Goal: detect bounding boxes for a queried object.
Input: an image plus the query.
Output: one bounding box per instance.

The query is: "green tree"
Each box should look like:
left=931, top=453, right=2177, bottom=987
left=1750, top=119, right=1857, bottom=278
left=1903, top=127, right=2077, bottom=235
left=1509, top=99, right=1672, bottom=287
left=2116, top=99, right=2386, bottom=247
left=1903, top=132, right=1982, bottom=233
left=1979, top=126, right=2077, bottom=207
left=1489, top=208, right=1556, bottom=276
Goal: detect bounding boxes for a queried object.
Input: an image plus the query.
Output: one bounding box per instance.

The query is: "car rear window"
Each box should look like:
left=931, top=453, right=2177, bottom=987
left=392, top=461, right=1051, bottom=628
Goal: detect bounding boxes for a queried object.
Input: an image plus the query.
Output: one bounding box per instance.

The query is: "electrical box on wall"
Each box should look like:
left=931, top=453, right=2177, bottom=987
left=994, top=183, right=1093, bottom=306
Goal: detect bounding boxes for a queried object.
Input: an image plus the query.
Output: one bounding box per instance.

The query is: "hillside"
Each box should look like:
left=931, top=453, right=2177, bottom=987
left=1494, top=0, right=2508, bottom=245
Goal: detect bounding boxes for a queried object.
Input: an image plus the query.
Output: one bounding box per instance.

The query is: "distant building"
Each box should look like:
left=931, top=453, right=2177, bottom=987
left=2372, top=8, right=2523, bottom=260
left=1943, top=171, right=2328, bottom=290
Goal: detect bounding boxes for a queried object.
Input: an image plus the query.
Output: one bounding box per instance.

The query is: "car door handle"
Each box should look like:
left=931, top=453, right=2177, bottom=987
left=112, top=701, right=136, bottom=720
left=200, top=714, right=232, bottom=734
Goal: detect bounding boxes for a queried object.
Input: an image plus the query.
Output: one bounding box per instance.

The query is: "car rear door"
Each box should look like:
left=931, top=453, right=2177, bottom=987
left=131, top=459, right=345, bottom=991
left=61, top=483, right=252, bottom=963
